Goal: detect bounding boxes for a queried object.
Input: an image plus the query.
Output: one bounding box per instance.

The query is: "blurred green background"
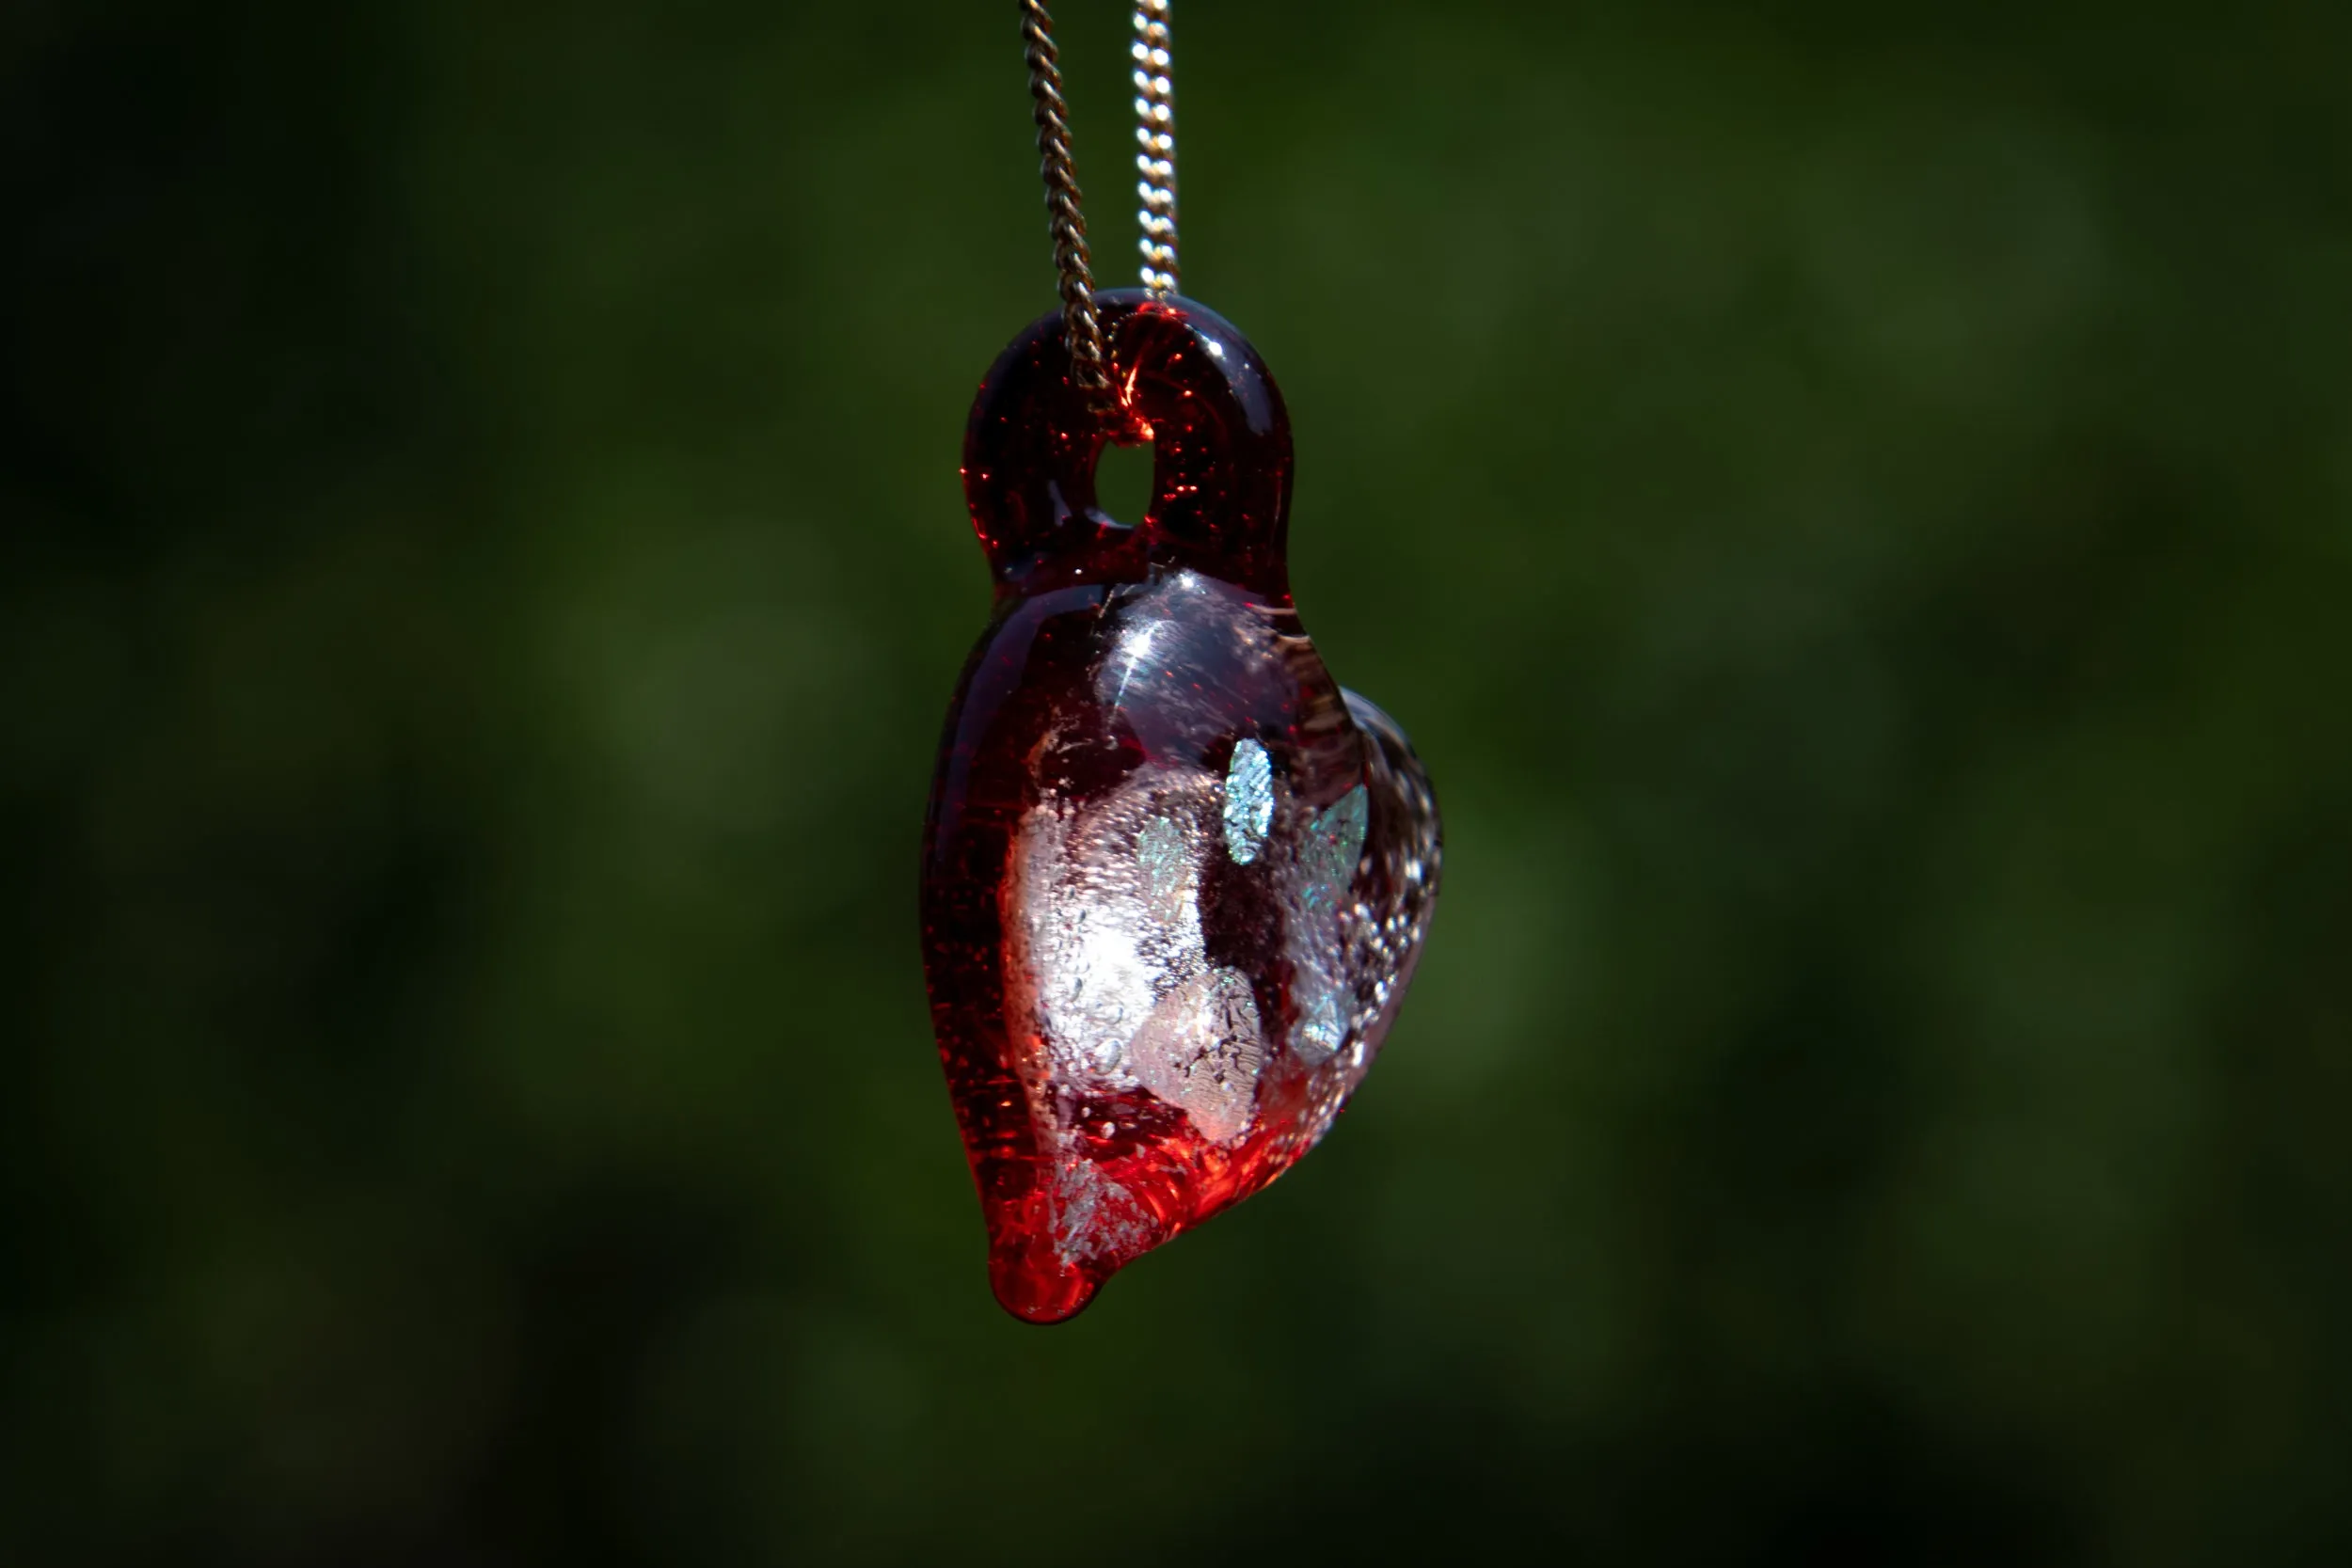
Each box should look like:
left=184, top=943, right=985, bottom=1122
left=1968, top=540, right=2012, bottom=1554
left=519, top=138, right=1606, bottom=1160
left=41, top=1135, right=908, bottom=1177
left=6, top=1, right=2350, bottom=1562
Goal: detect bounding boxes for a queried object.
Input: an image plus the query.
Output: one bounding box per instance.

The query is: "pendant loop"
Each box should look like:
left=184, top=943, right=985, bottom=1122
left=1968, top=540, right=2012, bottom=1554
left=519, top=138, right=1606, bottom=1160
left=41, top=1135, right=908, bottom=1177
left=963, top=291, right=1293, bottom=601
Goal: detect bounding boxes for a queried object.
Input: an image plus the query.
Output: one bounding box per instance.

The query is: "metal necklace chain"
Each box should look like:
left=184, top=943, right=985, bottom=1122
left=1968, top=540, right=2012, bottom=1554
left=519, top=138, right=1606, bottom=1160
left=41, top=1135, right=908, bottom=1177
left=1019, top=1, right=1181, bottom=402
left=1134, top=2, right=1181, bottom=296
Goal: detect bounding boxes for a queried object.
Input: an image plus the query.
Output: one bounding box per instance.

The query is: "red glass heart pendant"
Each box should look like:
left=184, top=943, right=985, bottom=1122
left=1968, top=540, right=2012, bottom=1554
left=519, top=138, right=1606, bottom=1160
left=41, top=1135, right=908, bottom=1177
left=922, top=290, right=1440, bottom=1323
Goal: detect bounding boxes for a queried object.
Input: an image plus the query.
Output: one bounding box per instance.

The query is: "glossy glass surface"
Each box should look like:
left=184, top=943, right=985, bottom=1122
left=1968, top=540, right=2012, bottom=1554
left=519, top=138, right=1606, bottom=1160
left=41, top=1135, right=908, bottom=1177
left=922, top=292, right=1440, bottom=1323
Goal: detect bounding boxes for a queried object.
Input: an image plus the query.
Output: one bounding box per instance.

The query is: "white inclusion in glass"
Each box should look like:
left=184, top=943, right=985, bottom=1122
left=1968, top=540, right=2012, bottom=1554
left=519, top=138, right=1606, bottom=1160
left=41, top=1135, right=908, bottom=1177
left=1221, top=738, right=1274, bottom=863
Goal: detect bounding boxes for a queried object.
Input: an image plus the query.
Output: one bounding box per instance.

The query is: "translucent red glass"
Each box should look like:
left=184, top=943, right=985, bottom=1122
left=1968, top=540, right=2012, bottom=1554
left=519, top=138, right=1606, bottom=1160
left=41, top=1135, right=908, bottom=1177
left=921, top=290, right=1440, bottom=1323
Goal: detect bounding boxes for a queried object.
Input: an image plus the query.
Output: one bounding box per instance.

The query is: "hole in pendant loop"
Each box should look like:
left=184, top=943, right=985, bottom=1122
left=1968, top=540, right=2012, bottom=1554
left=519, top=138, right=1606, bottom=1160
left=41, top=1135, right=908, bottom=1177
left=1093, top=435, right=1155, bottom=530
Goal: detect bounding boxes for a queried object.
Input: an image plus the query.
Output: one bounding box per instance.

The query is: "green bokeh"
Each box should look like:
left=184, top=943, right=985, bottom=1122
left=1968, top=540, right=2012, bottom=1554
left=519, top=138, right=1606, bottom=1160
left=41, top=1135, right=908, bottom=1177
left=6, top=2, right=2348, bottom=1562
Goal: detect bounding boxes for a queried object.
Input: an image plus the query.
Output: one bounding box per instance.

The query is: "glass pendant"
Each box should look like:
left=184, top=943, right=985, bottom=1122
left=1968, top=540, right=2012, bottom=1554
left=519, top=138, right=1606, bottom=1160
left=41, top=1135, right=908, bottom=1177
left=921, top=290, right=1441, bottom=1322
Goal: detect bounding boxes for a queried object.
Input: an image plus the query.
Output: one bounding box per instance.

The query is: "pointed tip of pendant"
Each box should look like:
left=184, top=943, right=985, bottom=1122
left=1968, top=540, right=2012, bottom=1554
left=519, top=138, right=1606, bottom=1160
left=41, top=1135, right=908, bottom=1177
left=989, top=1250, right=1105, bottom=1325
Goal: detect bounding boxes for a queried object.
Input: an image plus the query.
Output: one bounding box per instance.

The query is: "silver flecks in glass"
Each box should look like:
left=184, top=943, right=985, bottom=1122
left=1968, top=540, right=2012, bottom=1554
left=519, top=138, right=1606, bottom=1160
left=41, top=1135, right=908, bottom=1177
left=1136, top=813, right=1185, bottom=912
left=1296, top=989, right=1343, bottom=1060
left=1006, top=764, right=1269, bottom=1150
left=995, top=607, right=1441, bottom=1195
left=1300, top=784, right=1369, bottom=911
left=1221, top=737, right=1273, bottom=863
left=1128, top=967, right=1263, bottom=1144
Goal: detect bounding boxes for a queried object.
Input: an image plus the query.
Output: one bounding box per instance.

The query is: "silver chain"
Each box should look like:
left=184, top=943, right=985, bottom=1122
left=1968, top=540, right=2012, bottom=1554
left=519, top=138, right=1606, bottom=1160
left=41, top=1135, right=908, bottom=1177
left=1019, top=2, right=1182, bottom=400
left=1132, top=2, right=1179, bottom=296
